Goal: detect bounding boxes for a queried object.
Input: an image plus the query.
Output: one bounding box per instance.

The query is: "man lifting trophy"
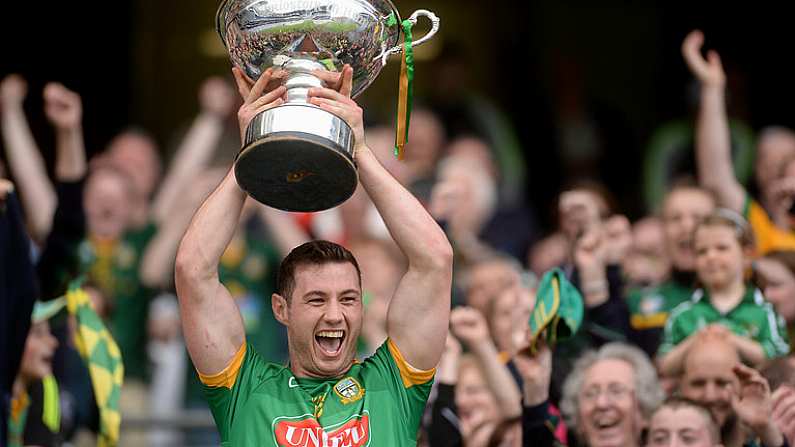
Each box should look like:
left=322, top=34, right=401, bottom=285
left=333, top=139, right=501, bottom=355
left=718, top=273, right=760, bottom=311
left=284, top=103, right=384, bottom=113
left=175, top=1, right=450, bottom=445
left=216, top=0, right=439, bottom=211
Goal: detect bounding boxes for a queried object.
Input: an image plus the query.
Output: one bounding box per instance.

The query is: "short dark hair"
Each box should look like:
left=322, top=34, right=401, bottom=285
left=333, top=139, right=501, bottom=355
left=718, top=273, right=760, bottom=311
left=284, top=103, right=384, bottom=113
left=651, top=396, right=720, bottom=444
left=276, top=240, right=362, bottom=301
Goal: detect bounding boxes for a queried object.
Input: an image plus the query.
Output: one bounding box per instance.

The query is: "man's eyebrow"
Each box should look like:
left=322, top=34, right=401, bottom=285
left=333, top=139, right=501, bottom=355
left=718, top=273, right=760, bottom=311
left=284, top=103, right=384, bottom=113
left=302, top=290, right=328, bottom=299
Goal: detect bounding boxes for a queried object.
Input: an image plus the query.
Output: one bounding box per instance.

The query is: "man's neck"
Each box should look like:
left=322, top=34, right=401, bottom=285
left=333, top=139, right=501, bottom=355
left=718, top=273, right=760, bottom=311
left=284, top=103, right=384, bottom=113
left=288, top=356, right=354, bottom=380
left=709, top=280, right=745, bottom=314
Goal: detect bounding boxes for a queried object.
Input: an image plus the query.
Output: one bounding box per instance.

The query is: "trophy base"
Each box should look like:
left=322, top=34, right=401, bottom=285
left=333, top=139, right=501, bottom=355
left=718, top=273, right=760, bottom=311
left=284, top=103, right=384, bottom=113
left=235, top=105, right=357, bottom=212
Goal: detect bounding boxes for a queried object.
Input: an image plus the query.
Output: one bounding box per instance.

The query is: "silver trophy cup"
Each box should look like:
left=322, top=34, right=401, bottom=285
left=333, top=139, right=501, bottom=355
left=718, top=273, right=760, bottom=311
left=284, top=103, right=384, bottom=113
left=216, top=0, right=440, bottom=212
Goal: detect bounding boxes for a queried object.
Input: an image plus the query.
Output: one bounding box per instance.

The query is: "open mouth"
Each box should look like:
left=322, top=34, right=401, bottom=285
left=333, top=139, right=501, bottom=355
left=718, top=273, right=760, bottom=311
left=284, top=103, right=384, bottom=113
left=593, top=415, right=621, bottom=436
left=315, top=330, right=345, bottom=357
left=595, top=420, right=619, bottom=430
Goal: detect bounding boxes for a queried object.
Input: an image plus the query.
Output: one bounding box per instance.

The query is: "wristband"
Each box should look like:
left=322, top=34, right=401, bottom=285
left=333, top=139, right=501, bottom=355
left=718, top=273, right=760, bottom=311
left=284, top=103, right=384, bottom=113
left=582, top=279, right=608, bottom=295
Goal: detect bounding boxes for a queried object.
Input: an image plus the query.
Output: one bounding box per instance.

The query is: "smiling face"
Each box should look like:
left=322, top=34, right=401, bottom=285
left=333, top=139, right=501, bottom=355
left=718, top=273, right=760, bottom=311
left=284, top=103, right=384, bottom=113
left=662, top=188, right=715, bottom=272
left=577, top=359, right=643, bottom=447
left=680, top=340, right=739, bottom=428
left=20, top=321, right=58, bottom=382
left=273, top=262, right=363, bottom=378
left=694, top=224, right=746, bottom=291
left=83, top=168, right=134, bottom=240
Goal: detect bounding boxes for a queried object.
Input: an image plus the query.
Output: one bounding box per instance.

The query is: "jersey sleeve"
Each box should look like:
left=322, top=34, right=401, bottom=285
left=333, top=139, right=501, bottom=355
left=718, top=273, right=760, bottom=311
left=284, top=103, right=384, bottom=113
left=743, top=195, right=795, bottom=255
left=200, top=342, right=274, bottom=445
left=365, top=339, right=435, bottom=437
left=757, top=303, right=791, bottom=358
left=657, top=303, right=689, bottom=356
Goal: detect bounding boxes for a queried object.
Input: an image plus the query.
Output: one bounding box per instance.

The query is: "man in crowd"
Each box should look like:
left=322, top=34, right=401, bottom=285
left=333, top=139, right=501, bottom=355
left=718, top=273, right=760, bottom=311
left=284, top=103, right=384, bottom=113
left=174, top=65, right=453, bottom=445
left=686, top=29, right=795, bottom=254
left=679, top=335, right=786, bottom=447
left=627, top=182, right=716, bottom=356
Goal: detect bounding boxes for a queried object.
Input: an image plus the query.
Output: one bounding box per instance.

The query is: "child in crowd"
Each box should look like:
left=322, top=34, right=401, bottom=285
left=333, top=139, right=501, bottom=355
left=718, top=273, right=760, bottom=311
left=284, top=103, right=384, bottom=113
left=657, top=209, right=790, bottom=374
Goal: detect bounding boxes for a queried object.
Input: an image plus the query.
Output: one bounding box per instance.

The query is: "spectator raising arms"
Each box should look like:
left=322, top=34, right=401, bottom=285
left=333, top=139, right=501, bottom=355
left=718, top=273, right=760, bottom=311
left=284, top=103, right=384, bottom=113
left=686, top=30, right=795, bottom=255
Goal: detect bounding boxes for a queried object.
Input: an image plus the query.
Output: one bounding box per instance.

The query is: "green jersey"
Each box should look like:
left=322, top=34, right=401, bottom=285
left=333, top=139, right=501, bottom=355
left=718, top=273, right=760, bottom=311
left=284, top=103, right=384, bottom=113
left=658, top=286, right=791, bottom=358
left=202, top=339, right=434, bottom=446
left=627, top=278, right=695, bottom=356
left=628, top=280, right=694, bottom=330
left=78, top=222, right=158, bottom=379
left=185, top=235, right=286, bottom=408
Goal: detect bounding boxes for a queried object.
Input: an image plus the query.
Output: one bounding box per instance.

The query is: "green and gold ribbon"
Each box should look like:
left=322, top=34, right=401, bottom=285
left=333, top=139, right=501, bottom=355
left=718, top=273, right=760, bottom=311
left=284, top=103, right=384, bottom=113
left=387, top=13, right=415, bottom=160
left=66, top=279, right=124, bottom=447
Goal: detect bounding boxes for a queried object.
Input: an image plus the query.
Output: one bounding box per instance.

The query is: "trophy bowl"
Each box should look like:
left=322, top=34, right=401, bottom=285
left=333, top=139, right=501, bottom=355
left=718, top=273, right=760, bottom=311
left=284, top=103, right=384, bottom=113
left=217, top=0, right=439, bottom=212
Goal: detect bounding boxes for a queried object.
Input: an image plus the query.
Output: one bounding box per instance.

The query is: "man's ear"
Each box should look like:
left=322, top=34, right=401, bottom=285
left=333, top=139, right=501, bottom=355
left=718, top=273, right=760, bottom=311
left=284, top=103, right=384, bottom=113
left=272, top=293, right=289, bottom=326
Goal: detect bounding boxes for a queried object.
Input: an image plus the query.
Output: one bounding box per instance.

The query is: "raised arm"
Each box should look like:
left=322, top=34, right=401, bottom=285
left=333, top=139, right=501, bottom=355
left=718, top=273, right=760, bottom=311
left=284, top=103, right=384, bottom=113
left=451, top=307, right=522, bottom=419
left=43, top=83, right=87, bottom=183
left=141, top=169, right=226, bottom=289
left=0, top=75, right=56, bottom=243
left=174, top=68, right=285, bottom=374
left=151, top=77, right=236, bottom=225
left=684, top=30, right=745, bottom=212
left=34, top=83, right=88, bottom=300
left=308, top=67, right=454, bottom=370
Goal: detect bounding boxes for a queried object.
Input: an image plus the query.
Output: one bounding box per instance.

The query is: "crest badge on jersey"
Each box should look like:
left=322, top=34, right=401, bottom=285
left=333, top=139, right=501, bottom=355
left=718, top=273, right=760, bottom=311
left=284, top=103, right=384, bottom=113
left=334, top=377, right=364, bottom=404
left=640, top=294, right=663, bottom=315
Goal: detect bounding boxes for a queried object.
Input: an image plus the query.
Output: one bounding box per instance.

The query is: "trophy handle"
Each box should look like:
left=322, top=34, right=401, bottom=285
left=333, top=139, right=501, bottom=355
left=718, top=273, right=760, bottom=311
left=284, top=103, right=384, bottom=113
left=377, top=9, right=440, bottom=67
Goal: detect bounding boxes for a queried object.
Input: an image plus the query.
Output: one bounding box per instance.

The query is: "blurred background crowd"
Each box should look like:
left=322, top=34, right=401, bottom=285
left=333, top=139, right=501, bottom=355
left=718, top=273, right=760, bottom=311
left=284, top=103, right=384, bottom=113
left=3, top=2, right=795, bottom=447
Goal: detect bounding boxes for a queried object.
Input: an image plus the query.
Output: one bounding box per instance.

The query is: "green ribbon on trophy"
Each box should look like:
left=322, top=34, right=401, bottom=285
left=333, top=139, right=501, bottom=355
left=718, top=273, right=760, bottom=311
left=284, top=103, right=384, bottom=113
left=386, top=13, right=415, bottom=160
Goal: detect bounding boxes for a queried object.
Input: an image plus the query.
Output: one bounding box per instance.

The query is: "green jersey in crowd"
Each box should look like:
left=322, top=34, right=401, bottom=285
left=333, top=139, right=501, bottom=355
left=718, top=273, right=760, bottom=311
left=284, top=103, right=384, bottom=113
left=201, top=338, right=434, bottom=446
left=626, top=273, right=696, bottom=356
left=658, top=286, right=790, bottom=358
left=78, top=222, right=158, bottom=379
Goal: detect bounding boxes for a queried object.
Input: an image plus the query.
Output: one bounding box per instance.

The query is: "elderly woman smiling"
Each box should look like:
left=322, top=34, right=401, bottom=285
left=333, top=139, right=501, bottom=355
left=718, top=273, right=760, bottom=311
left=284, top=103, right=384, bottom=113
left=560, top=343, right=665, bottom=447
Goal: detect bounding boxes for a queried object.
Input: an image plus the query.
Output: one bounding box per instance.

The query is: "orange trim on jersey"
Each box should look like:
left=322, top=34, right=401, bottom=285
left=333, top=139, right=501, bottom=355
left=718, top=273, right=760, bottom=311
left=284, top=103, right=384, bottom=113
left=198, top=342, right=247, bottom=389
left=387, top=339, right=435, bottom=388
left=746, top=199, right=795, bottom=255
left=630, top=312, right=668, bottom=330
left=10, top=390, right=29, bottom=422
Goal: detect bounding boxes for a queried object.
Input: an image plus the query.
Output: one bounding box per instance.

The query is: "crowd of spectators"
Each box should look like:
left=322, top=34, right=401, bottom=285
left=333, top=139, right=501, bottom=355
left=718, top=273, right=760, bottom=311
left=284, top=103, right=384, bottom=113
left=1, top=29, right=794, bottom=447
